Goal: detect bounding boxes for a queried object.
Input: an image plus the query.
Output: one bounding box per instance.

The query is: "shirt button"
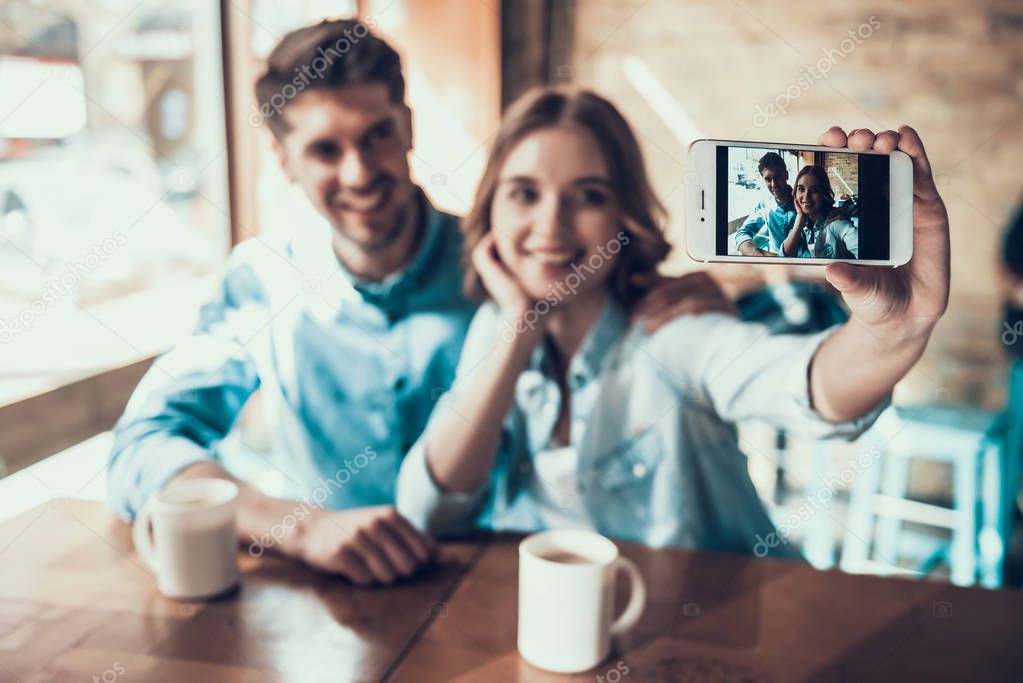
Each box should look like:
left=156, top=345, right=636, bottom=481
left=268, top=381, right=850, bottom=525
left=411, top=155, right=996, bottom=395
left=632, top=462, right=648, bottom=478
left=393, top=377, right=407, bottom=392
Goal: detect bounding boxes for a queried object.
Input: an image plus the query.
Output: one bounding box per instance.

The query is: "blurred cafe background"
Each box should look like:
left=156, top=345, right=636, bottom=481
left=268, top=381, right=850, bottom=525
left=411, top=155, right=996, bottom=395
left=1, top=0, right=1022, bottom=588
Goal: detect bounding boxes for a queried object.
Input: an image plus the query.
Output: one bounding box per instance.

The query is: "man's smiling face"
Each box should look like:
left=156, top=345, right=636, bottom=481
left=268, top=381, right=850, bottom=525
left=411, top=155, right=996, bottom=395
left=274, top=83, right=416, bottom=251
left=760, top=166, right=791, bottom=203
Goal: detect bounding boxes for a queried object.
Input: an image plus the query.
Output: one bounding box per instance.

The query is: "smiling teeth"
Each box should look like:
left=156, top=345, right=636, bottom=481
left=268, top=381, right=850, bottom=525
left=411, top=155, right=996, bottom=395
left=534, top=252, right=574, bottom=266
left=341, top=193, right=384, bottom=211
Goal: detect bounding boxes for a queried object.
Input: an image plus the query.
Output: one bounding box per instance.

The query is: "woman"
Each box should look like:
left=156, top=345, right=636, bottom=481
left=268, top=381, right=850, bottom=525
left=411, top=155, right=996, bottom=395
left=395, top=88, right=949, bottom=556
left=782, top=165, right=859, bottom=259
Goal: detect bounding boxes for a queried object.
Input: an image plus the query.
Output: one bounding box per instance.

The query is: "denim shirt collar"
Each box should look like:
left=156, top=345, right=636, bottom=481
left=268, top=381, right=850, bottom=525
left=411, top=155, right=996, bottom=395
left=513, top=297, right=629, bottom=478
left=346, top=189, right=445, bottom=307
left=570, top=298, right=628, bottom=385
left=774, top=192, right=795, bottom=212
left=291, top=187, right=447, bottom=314
left=525, top=297, right=628, bottom=380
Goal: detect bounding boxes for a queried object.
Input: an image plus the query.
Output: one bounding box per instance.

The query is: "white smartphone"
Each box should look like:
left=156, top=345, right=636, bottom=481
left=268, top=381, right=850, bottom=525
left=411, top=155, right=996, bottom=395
left=686, top=139, right=913, bottom=266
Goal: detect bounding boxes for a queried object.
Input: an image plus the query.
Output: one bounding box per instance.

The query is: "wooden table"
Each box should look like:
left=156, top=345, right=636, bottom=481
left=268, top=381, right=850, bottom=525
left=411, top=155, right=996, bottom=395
left=1, top=501, right=1021, bottom=682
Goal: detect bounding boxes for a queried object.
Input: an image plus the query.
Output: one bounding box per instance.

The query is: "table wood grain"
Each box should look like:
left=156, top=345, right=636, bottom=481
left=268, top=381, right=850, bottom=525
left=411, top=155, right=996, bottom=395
left=1, top=501, right=1021, bottom=682
left=390, top=537, right=1023, bottom=682
left=0, top=500, right=483, bottom=683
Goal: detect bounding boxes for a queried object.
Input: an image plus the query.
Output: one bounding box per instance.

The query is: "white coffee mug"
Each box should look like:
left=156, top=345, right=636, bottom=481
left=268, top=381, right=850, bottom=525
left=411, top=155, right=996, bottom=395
left=518, top=529, right=646, bottom=673
left=132, top=478, right=240, bottom=600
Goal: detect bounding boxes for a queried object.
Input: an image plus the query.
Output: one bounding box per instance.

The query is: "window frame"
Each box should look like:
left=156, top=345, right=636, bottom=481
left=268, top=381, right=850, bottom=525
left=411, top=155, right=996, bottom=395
left=0, top=0, right=250, bottom=474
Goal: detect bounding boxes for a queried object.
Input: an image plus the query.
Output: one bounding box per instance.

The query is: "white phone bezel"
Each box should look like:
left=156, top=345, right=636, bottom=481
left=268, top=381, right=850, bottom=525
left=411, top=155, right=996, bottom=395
left=685, top=139, right=913, bottom=267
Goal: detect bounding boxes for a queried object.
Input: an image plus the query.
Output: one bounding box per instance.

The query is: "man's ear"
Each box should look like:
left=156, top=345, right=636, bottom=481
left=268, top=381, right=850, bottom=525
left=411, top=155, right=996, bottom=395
left=271, top=136, right=294, bottom=182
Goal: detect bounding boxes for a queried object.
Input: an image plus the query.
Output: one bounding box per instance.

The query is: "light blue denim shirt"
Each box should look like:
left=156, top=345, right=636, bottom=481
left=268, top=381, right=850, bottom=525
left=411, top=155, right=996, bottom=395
left=397, top=300, right=886, bottom=556
left=795, top=217, right=859, bottom=259
left=734, top=194, right=797, bottom=254
left=107, top=190, right=478, bottom=520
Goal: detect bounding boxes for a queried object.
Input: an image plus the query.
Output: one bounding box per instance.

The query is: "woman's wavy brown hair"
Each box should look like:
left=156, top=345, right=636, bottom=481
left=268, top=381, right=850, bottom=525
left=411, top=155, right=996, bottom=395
left=461, top=87, right=671, bottom=308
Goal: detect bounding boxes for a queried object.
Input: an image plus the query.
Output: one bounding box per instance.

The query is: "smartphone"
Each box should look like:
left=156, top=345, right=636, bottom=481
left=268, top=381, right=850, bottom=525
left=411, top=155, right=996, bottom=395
left=686, top=139, right=913, bottom=266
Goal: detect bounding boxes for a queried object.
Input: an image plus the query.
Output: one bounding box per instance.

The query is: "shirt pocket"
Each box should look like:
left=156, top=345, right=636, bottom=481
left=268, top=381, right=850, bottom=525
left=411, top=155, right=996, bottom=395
left=588, top=427, right=665, bottom=490
left=585, top=428, right=666, bottom=539
left=584, top=428, right=666, bottom=540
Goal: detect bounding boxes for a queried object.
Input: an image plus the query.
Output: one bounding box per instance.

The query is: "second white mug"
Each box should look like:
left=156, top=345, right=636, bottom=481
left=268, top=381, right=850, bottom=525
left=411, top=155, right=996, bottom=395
left=517, top=529, right=646, bottom=673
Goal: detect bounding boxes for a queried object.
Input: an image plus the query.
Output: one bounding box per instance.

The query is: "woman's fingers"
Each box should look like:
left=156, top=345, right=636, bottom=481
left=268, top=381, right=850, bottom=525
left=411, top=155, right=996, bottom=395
left=896, top=124, right=940, bottom=201
left=846, top=128, right=876, bottom=151
left=874, top=130, right=899, bottom=153
left=818, top=125, right=939, bottom=201
left=472, top=232, right=528, bottom=313
left=471, top=232, right=498, bottom=271
left=824, top=262, right=862, bottom=293
left=818, top=126, right=847, bottom=148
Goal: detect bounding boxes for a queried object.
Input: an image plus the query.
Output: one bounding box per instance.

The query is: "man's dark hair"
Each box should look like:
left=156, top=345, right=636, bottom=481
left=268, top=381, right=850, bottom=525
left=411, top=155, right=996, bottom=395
left=758, top=152, right=787, bottom=176
left=253, top=18, right=404, bottom=140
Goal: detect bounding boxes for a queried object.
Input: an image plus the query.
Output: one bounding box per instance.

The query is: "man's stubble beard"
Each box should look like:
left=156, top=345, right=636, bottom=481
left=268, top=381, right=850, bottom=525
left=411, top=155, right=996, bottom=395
left=330, top=191, right=422, bottom=278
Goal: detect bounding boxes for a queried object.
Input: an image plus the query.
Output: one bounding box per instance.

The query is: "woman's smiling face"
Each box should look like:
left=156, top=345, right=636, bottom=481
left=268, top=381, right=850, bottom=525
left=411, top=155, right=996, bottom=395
left=490, top=126, right=623, bottom=302
left=795, top=172, right=830, bottom=217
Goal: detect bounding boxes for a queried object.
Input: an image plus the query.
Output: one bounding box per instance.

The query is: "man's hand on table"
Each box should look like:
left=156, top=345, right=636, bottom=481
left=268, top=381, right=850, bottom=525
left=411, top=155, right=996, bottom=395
left=282, top=505, right=435, bottom=586
left=167, top=462, right=435, bottom=586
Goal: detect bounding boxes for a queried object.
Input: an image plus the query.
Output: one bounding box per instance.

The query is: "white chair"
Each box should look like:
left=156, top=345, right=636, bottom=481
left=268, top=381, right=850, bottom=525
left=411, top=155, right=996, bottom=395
left=840, top=405, right=997, bottom=586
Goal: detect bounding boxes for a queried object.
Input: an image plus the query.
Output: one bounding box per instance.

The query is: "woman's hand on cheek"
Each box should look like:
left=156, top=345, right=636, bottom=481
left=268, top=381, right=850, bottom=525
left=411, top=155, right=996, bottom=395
left=818, top=125, right=949, bottom=342
left=794, top=193, right=807, bottom=220
left=472, top=232, right=536, bottom=320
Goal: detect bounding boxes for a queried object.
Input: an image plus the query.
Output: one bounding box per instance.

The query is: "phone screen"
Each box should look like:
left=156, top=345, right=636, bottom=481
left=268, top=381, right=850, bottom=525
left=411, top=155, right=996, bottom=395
left=716, top=144, right=890, bottom=260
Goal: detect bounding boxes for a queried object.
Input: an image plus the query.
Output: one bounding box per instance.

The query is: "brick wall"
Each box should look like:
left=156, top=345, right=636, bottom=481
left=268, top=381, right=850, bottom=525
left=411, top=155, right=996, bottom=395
left=567, top=0, right=1023, bottom=409
left=821, top=152, right=859, bottom=199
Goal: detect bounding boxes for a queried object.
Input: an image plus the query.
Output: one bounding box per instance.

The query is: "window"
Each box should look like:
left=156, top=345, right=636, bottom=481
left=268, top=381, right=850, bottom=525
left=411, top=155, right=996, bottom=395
left=0, top=0, right=229, bottom=406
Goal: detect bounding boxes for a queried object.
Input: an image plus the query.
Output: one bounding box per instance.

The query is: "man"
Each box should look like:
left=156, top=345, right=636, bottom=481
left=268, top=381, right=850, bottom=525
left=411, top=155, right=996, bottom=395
left=734, top=152, right=797, bottom=257
left=108, top=19, right=729, bottom=586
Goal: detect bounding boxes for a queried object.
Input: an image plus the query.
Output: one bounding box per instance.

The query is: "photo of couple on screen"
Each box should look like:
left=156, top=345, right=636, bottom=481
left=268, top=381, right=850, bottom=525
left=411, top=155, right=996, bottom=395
left=726, top=146, right=878, bottom=259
